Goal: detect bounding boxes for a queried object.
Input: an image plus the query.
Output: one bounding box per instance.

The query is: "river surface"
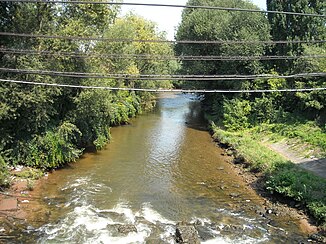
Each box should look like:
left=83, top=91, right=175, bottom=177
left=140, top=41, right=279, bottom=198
left=14, top=93, right=307, bottom=243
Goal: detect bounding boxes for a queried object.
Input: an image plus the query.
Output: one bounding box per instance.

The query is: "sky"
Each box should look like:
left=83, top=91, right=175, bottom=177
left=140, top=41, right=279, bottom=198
left=120, top=0, right=267, bottom=40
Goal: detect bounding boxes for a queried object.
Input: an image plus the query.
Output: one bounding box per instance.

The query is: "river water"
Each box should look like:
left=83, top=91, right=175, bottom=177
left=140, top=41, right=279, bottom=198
left=14, top=93, right=307, bottom=243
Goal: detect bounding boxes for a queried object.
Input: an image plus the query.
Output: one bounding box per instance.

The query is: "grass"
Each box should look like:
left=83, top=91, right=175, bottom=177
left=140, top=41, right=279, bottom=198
left=213, top=128, right=289, bottom=172
left=12, top=167, right=44, bottom=180
left=252, top=120, right=326, bottom=158
left=212, top=123, right=326, bottom=226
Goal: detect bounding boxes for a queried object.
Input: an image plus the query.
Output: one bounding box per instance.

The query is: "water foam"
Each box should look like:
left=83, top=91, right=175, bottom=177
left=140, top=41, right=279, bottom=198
left=140, top=202, right=175, bottom=225
left=37, top=177, right=271, bottom=244
left=37, top=202, right=177, bottom=243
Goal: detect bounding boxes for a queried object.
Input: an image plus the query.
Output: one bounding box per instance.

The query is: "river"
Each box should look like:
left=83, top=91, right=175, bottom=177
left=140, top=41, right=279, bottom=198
left=13, top=93, right=307, bottom=243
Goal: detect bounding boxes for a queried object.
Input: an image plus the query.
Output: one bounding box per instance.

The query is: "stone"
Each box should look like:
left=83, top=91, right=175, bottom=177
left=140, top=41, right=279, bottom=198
left=233, top=156, right=245, bottom=164
left=222, top=224, right=243, bottom=232
left=309, top=233, right=325, bottom=242
left=117, top=224, right=137, bottom=234
left=0, top=198, right=18, bottom=211
left=229, top=193, right=240, bottom=198
left=176, top=223, right=200, bottom=243
left=266, top=209, right=273, bottom=214
left=195, top=225, right=216, bottom=241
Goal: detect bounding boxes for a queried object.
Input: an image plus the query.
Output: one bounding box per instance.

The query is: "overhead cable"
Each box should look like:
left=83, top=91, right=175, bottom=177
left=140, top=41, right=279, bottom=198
left=1, top=67, right=325, bottom=80
left=1, top=48, right=326, bottom=61
left=0, top=32, right=325, bottom=45
left=1, top=1, right=325, bottom=17
left=1, top=78, right=325, bottom=93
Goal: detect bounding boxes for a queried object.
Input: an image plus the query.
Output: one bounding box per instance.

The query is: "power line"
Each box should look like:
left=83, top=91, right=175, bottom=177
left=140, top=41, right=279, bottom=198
left=1, top=78, right=325, bottom=93
left=1, top=48, right=326, bottom=61
left=1, top=32, right=325, bottom=45
left=1, top=67, right=325, bottom=80
left=2, top=0, right=325, bottom=17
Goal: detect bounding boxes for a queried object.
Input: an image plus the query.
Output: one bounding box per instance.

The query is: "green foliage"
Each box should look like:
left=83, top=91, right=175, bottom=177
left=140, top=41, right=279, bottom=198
left=177, top=0, right=325, bottom=129
left=222, top=99, right=252, bottom=131
left=25, top=122, right=83, bottom=169
left=27, top=179, right=35, bottom=191
left=93, top=14, right=178, bottom=105
left=308, top=202, right=326, bottom=224
left=266, top=121, right=326, bottom=156
left=93, top=134, right=110, bottom=151
left=266, top=164, right=326, bottom=223
left=176, top=0, right=270, bottom=92
left=250, top=96, right=276, bottom=124
left=292, top=45, right=326, bottom=121
left=0, top=155, right=10, bottom=188
left=267, top=0, right=326, bottom=59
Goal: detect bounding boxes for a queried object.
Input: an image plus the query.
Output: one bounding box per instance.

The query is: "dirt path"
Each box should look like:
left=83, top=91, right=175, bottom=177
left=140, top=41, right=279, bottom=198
left=266, top=141, right=326, bottom=179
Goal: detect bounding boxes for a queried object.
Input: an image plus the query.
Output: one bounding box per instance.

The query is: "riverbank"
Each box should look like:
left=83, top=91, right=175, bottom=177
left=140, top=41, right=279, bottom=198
left=211, top=123, right=326, bottom=239
left=0, top=167, right=45, bottom=238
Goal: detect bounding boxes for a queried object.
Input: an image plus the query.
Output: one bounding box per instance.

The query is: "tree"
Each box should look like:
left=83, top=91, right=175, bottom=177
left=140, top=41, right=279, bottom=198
left=292, top=44, right=326, bottom=122
left=0, top=2, right=137, bottom=167
left=93, top=14, right=179, bottom=108
left=175, top=0, right=271, bottom=113
left=267, top=0, right=326, bottom=73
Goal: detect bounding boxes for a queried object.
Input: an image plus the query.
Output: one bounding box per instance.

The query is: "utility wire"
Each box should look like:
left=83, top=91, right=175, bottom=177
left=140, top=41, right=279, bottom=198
left=1, top=0, right=325, bottom=17
left=1, top=78, right=325, bottom=93
left=1, top=32, right=325, bottom=45
left=1, top=48, right=326, bottom=61
left=1, top=68, right=325, bottom=80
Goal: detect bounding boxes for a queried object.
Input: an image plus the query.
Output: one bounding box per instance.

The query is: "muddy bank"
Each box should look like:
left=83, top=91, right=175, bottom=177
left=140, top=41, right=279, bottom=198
left=0, top=171, right=51, bottom=243
left=0, top=180, right=33, bottom=241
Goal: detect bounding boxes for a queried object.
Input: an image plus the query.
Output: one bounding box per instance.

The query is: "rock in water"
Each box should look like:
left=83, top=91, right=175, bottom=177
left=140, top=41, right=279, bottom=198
left=309, top=233, right=325, bottom=243
left=117, top=224, right=137, bottom=234
left=175, top=223, right=200, bottom=243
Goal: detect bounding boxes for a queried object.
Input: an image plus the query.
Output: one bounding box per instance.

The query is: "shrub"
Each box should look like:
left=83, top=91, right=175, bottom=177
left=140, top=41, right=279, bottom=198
left=266, top=164, right=326, bottom=223
left=223, top=98, right=252, bottom=131
left=93, top=133, right=110, bottom=150
left=0, top=155, right=10, bottom=188
left=25, top=122, right=83, bottom=169
left=250, top=96, right=276, bottom=124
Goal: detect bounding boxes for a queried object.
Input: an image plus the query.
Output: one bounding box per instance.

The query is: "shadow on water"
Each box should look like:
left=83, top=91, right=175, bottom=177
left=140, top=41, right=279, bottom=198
left=184, top=99, right=209, bottom=132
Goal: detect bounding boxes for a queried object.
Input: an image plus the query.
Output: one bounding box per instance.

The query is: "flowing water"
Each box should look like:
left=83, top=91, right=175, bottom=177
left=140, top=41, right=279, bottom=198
left=13, top=93, right=307, bottom=243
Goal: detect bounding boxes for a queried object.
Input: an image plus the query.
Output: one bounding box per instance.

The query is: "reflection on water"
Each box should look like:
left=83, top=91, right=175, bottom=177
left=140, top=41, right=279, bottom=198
left=12, top=93, right=307, bottom=243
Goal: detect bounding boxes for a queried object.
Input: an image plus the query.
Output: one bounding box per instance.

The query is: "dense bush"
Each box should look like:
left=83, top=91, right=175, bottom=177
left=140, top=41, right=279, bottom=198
left=222, top=99, right=252, bottom=131
left=0, top=155, right=10, bottom=188
left=24, top=122, right=83, bottom=169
